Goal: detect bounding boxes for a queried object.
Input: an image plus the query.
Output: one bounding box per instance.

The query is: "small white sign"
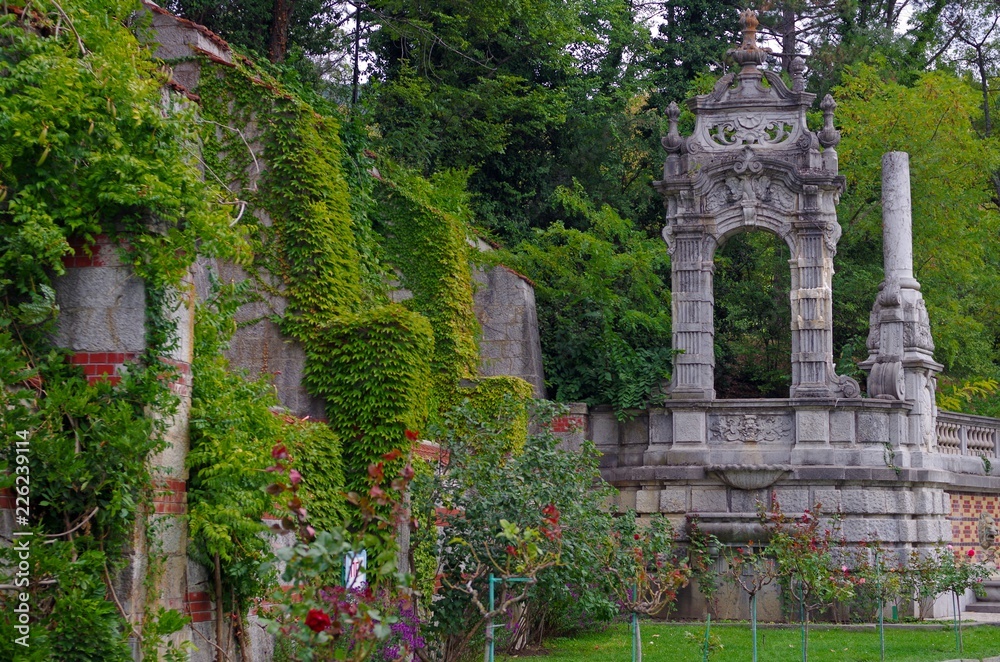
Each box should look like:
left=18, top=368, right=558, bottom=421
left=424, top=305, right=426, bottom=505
left=344, top=550, right=367, bottom=590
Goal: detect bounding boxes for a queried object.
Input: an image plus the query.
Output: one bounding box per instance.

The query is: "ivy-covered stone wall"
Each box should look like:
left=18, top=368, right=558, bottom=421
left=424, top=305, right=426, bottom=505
left=0, top=3, right=546, bottom=658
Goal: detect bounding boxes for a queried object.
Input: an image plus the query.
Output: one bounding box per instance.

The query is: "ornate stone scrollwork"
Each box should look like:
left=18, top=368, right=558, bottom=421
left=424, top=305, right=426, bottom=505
left=661, top=226, right=676, bottom=255
left=710, top=414, right=792, bottom=443
left=866, top=301, right=882, bottom=354
left=752, top=176, right=772, bottom=203
left=705, top=175, right=795, bottom=214
left=822, top=220, right=843, bottom=255
left=835, top=375, right=861, bottom=398
left=710, top=465, right=791, bottom=490
left=868, top=361, right=904, bottom=400
left=708, top=116, right=795, bottom=147
left=902, top=300, right=935, bottom=352
left=733, top=146, right=763, bottom=174
left=654, top=9, right=853, bottom=401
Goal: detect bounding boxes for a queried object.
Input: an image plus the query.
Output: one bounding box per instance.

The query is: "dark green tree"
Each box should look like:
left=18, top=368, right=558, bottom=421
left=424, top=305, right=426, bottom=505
left=713, top=230, right=793, bottom=399
left=165, top=0, right=351, bottom=63
left=649, top=0, right=742, bottom=106
left=498, top=186, right=673, bottom=412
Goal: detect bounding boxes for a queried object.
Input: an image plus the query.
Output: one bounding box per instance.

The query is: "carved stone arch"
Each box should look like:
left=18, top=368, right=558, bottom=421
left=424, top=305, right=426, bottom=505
left=653, top=9, right=858, bottom=401
left=712, top=208, right=797, bottom=259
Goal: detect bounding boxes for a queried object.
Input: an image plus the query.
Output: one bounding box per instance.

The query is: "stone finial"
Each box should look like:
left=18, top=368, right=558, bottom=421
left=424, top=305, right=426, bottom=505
left=661, top=102, right=684, bottom=153
left=790, top=56, right=806, bottom=92
left=817, top=94, right=840, bottom=149
left=728, top=9, right=769, bottom=71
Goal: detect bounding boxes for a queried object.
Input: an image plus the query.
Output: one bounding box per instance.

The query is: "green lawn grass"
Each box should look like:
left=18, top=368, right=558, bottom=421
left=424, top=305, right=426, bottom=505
left=499, top=622, right=1000, bottom=662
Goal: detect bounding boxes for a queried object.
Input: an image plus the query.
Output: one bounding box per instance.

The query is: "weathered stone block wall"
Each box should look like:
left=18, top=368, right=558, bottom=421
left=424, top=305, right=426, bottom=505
left=54, top=235, right=146, bottom=363
left=193, top=259, right=327, bottom=421
left=473, top=265, right=546, bottom=398
left=572, top=399, right=1000, bottom=619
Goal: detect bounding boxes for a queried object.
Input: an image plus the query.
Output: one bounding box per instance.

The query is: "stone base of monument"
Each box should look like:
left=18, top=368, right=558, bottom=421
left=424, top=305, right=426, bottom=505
left=558, top=402, right=1000, bottom=621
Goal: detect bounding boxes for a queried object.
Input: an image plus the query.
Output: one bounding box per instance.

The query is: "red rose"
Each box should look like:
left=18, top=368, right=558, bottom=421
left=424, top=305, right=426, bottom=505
left=305, top=608, right=332, bottom=633
left=968, top=549, right=976, bottom=558
left=506, top=545, right=516, bottom=555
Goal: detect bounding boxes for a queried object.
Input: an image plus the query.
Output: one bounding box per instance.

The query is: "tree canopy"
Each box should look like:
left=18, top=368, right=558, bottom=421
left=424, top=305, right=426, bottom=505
left=120, top=0, right=1000, bottom=408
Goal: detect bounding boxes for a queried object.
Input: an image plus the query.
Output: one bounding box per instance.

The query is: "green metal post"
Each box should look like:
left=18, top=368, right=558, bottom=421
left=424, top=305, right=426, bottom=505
left=631, top=580, right=639, bottom=662
left=486, top=576, right=531, bottom=662
left=631, top=611, right=637, bottom=662
left=751, top=592, right=758, bottom=662
left=488, top=573, right=495, bottom=662
left=799, top=583, right=806, bottom=662
left=878, top=596, right=885, bottom=662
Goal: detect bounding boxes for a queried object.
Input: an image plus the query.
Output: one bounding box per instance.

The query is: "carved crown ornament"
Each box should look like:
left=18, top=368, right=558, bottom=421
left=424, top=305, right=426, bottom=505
left=658, top=9, right=839, bottom=167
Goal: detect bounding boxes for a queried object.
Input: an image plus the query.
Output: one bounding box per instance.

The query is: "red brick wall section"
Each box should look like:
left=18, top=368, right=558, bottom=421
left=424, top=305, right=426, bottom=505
left=61, top=234, right=117, bottom=268
left=947, top=492, right=1000, bottom=554
left=550, top=414, right=586, bottom=433
left=0, top=487, right=13, bottom=510
left=413, top=440, right=448, bottom=464
left=154, top=478, right=187, bottom=516
left=70, top=352, right=139, bottom=386
left=160, top=358, right=192, bottom=398
left=186, top=591, right=214, bottom=624
left=69, top=353, right=192, bottom=393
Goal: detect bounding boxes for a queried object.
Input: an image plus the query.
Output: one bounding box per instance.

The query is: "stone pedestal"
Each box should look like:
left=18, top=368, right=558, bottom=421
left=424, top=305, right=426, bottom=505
left=860, top=152, right=942, bottom=450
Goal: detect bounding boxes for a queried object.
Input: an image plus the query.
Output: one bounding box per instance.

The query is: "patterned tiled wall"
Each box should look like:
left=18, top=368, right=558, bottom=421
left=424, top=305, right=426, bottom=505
left=947, top=491, right=999, bottom=554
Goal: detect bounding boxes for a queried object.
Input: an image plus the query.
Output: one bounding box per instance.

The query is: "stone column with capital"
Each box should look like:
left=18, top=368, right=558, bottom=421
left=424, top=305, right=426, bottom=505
left=665, top=223, right=716, bottom=400
left=860, top=152, right=942, bottom=446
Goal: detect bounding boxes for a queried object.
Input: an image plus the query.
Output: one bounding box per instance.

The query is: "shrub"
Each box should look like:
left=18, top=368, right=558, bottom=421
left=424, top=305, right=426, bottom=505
left=411, top=400, right=618, bottom=660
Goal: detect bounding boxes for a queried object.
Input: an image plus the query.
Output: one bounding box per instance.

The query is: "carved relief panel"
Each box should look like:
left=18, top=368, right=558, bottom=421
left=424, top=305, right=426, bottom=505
left=709, top=413, right=793, bottom=443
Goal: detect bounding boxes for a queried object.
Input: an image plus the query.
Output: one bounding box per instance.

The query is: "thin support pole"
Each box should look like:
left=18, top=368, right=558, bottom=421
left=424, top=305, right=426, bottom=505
left=631, top=611, right=637, bottom=662
left=486, top=576, right=531, bottom=662
left=877, top=551, right=885, bottom=662
left=632, top=581, right=640, bottom=662
left=751, top=592, right=758, bottom=662
left=799, top=583, right=807, bottom=662
left=878, top=595, right=885, bottom=662
left=702, top=613, right=711, bottom=662
left=954, top=590, right=963, bottom=653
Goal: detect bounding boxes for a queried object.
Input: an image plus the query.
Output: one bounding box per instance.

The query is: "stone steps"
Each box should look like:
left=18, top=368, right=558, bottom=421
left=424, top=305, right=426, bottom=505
left=966, top=601, right=1000, bottom=614
left=979, top=581, right=1000, bottom=602
left=956, top=580, right=1000, bottom=614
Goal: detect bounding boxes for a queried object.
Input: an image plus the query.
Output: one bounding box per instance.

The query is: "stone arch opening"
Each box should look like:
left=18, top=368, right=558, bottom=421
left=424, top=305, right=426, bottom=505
left=654, top=11, right=861, bottom=400
left=713, top=228, right=792, bottom=398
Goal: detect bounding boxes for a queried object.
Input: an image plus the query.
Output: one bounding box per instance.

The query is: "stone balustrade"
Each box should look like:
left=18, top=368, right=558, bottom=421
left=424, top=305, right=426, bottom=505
left=936, top=410, right=1000, bottom=459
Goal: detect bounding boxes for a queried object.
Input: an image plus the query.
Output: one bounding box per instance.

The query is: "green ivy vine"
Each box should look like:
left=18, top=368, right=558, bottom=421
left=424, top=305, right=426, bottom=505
left=0, top=0, right=240, bottom=657
left=373, top=163, right=480, bottom=390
